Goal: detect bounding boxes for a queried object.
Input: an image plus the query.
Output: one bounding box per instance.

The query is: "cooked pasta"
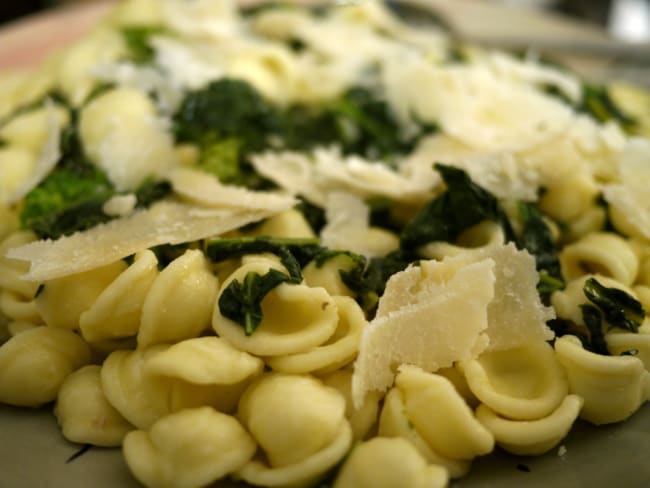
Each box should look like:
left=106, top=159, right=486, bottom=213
left=0, top=0, right=650, bottom=486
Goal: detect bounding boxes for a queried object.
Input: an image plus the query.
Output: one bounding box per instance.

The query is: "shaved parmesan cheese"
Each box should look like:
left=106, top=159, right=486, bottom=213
left=5, top=100, right=62, bottom=204
left=602, top=138, right=650, bottom=240
left=6, top=201, right=290, bottom=281
left=352, top=257, right=495, bottom=408
left=161, top=0, right=238, bottom=39
left=168, top=167, right=297, bottom=212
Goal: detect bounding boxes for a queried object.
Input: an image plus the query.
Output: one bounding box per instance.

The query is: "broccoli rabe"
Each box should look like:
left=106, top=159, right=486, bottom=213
left=121, top=26, right=167, bottom=65
left=583, top=277, right=645, bottom=333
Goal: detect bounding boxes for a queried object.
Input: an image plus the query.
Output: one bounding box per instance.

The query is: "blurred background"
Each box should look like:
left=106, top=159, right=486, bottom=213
left=1, top=0, right=649, bottom=41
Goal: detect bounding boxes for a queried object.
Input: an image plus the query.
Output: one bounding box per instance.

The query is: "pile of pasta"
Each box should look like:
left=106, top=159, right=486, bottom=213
left=1, top=1, right=650, bottom=487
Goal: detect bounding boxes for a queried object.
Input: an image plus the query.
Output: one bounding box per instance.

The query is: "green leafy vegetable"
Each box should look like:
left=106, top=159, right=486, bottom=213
left=134, top=179, right=172, bottom=208
left=580, top=304, right=609, bottom=355
left=295, top=198, right=326, bottom=234
left=581, top=84, right=637, bottom=134
left=219, top=269, right=297, bottom=335
left=121, top=26, right=166, bottom=65
left=400, top=163, right=515, bottom=251
left=517, top=202, right=564, bottom=295
left=583, top=277, right=645, bottom=333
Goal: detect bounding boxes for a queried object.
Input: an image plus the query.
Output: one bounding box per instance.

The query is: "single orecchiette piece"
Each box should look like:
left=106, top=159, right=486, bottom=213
left=555, top=335, right=650, bottom=424
left=100, top=345, right=174, bottom=430
left=332, top=437, right=448, bottom=488
left=460, top=341, right=568, bottom=420
left=560, top=232, right=639, bottom=286
left=378, top=383, right=471, bottom=479
left=247, top=208, right=316, bottom=239
left=145, top=336, right=264, bottom=413
left=475, top=394, right=583, bottom=455
left=394, top=365, right=494, bottom=461
left=538, top=174, right=599, bottom=223
left=321, top=369, right=381, bottom=441
left=0, top=326, right=90, bottom=406
left=0, top=231, right=40, bottom=315
left=1, top=289, right=40, bottom=323
left=265, top=296, right=366, bottom=374
left=419, top=220, right=505, bottom=261
left=137, top=249, right=218, bottom=347
left=55, top=365, right=133, bottom=446
left=213, top=260, right=339, bottom=356
left=80, top=250, right=159, bottom=343
left=606, top=323, right=650, bottom=370
left=236, top=373, right=352, bottom=487
left=123, top=406, right=256, bottom=488
left=35, top=260, right=128, bottom=330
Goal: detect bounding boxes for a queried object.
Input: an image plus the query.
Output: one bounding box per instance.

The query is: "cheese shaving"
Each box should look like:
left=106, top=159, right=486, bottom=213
left=6, top=200, right=290, bottom=281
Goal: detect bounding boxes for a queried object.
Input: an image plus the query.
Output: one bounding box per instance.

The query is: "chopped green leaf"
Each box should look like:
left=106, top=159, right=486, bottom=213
left=583, top=277, right=645, bottom=333
left=400, top=163, right=515, bottom=251
left=196, top=136, right=242, bottom=184
left=295, top=198, right=326, bottom=234
left=219, top=269, right=295, bottom=335
left=580, top=304, right=609, bottom=355
left=134, top=179, right=172, bottom=208
left=121, top=26, right=166, bottom=65
left=581, top=84, right=637, bottom=134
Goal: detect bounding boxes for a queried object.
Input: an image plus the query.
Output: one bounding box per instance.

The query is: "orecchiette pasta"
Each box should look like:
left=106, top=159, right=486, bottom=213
left=55, top=365, right=133, bottom=446
left=0, top=326, right=90, bottom=406
left=555, top=335, right=650, bottom=424
left=332, top=437, right=448, bottom=488
left=236, top=373, right=352, bottom=486
left=123, top=406, right=256, bottom=488
left=419, top=220, right=505, bottom=261
left=302, top=255, right=357, bottom=298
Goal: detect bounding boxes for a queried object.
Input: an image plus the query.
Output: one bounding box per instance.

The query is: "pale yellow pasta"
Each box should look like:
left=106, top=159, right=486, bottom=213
left=248, top=208, right=316, bottom=239
left=265, top=296, right=366, bottom=374
left=138, top=249, right=218, bottom=347
left=80, top=250, right=159, bottom=342
left=321, top=369, right=381, bottom=441
left=538, top=174, right=599, bottom=223
left=0, top=231, right=40, bottom=299
left=236, top=373, right=352, bottom=487
left=378, top=385, right=471, bottom=479
left=419, top=220, right=505, bottom=261
left=560, top=232, right=639, bottom=285
left=0, top=290, right=40, bottom=323
left=35, top=260, right=127, bottom=330
left=57, top=28, right=127, bottom=106
left=332, top=437, right=448, bottom=488
left=108, top=0, right=163, bottom=26
left=460, top=341, right=568, bottom=420
left=213, top=260, right=339, bottom=356
left=55, top=365, right=133, bottom=447
left=79, top=86, right=177, bottom=191
left=302, top=254, right=357, bottom=298
left=605, top=323, right=650, bottom=371
left=0, top=104, right=69, bottom=154
left=475, top=394, right=583, bottom=456
left=145, top=336, right=264, bottom=413
left=562, top=206, right=607, bottom=242
left=100, top=345, right=174, bottom=430
left=633, top=285, right=650, bottom=312
left=6, top=320, right=39, bottom=336
left=395, top=365, right=494, bottom=461
left=439, top=366, right=479, bottom=408
left=555, top=335, right=650, bottom=424
left=0, top=146, right=37, bottom=201
left=0, top=204, right=19, bottom=241
left=123, top=406, right=256, bottom=488
left=0, top=326, right=90, bottom=406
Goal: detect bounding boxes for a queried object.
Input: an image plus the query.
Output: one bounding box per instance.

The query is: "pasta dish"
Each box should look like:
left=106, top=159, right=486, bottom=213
left=1, top=1, right=650, bottom=486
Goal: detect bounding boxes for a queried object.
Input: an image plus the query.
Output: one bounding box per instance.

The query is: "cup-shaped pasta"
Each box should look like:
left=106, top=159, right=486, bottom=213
left=0, top=326, right=90, bottom=406
left=475, top=394, right=583, bottom=456
left=555, top=335, right=650, bottom=424
left=213, top=260, right=338, bottom=356
left=333, top=437, right=448, bottom=488
left=55, top=365, right=133, bottom=446
left=80, top=250, right=159, bottom=343
left=560, top=232, right=639, bottom=286
left=0, top=231, right=39, bottom=299
left=266, top=296, right=366, bottom=374
left=236, top=373, right=352, bottom=487
left=322, top=369, right=381, bottom=441
left=378, top=386, right=471, bottom=479
left=538, top=174, right=599, bottom=223
left=606, top=326, right=650, bottom=370
left=1, top=290, right=40, bottom=323
left=7, top=320, right=39, bottom=336
left=145, top=336, right=264, bottom=413
left=419, top=220, right=505, bottom=261
left=100, top=345, right=174, bottom=430
left=247, top=208, right=316, bottom=239
left=460, top=341, right=568, bottom=420
left=138, top=249, right=218, bottom=347
left=35, top=260, right=128, bottom=330
left=123, top=407, right=256, bottom=488
left=302, top=255, right=357, bottom=298
left=395, top=365, right=495, bottom=460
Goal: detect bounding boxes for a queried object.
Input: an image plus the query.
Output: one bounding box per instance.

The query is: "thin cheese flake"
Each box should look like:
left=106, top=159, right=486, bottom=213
left=168, top=167, right=297, bottom=212
left=6, top=200, right=290, bottom=281
left=352, top=257, right=495, bottom=408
